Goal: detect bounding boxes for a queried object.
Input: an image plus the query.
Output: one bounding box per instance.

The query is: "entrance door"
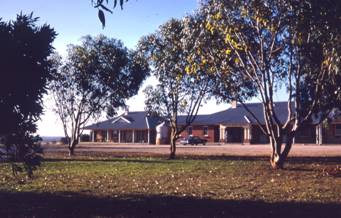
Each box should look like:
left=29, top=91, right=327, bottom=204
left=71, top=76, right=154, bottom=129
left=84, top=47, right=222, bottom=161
left=225, top=127, right=243, bottom=143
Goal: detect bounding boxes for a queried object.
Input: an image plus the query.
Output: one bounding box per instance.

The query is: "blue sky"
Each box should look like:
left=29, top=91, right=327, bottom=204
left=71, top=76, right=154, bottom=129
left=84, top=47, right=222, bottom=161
left=1, top=0, right=215, bottom=136
left=1, top=0, right=286, bottom=136
left=1, top=0, right=199, bottom=53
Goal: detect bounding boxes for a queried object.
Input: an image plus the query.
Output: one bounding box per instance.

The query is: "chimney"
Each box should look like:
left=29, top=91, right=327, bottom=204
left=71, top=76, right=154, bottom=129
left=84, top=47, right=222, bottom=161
left=124, top=107, right=129, bottom=116
left=231, top=100, right=237, bottom=109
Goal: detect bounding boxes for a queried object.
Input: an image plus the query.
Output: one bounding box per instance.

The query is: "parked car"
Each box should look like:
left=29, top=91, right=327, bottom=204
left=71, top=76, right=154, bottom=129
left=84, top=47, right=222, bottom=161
left=180, top=136, right=207, bottom=145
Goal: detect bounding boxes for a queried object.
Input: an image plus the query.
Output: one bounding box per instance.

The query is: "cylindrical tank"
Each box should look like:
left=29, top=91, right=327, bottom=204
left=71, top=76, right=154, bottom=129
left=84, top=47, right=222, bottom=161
left=156, top=122, right=170, bottom=145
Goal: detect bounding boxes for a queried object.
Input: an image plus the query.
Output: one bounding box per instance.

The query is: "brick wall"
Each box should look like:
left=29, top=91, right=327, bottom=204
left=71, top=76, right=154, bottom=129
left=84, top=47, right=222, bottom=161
left=178, top=125, right=218, bottom=143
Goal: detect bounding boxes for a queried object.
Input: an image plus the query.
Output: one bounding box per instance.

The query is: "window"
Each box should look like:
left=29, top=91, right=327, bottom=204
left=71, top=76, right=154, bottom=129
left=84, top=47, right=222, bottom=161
left=203, top=126, right=208, bottom=136
left=187, top=126, right=192, bottom=136
left=335, top=124, right=341, bottom=136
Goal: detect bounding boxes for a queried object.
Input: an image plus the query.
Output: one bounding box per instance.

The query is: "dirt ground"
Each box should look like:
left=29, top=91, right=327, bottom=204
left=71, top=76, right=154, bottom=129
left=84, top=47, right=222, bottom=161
left=42, top=143, right=341, bottom=157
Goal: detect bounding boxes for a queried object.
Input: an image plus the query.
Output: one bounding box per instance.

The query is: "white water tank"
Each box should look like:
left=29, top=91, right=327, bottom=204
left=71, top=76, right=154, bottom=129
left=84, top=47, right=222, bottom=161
left=156, top=122, right=170, bottom=145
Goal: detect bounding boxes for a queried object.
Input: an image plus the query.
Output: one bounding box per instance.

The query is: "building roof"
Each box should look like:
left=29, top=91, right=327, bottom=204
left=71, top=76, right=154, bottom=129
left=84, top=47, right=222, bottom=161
left=85, top=102, right=291, bottom=130
left=177, top=114, right=214, bottom=125
left=84, top=111, right=162, bottom=130
left=178, top=101, right=290, bottom=126
left=210, top=101, right=290, bottom=126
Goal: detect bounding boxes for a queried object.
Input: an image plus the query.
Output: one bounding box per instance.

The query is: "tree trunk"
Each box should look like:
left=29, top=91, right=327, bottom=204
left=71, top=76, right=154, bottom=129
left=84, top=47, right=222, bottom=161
left=68, top=146, right=74, bottom=156
left=169, top=137, right=176, bottom=159
left=68, top=138, right=78, bottom=156
left=270, top=134, right=294, bottom=169
left=169, top=128, right=177, bottom=159
left=270, top=151, right=283, bottom=169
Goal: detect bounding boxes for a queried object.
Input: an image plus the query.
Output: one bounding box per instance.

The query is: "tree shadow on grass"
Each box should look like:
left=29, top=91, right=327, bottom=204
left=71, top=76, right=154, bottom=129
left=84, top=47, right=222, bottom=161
left=287, top=157, right=341, bottom=164
left=184, top=155, right=341, bottom=164
left=0, top=191, right=340, bottom=218
left=284, top=167, right=316, bottom=172
left=43, top=157, right=170, bottom=164
left=41, top=155, right=341, bottom=167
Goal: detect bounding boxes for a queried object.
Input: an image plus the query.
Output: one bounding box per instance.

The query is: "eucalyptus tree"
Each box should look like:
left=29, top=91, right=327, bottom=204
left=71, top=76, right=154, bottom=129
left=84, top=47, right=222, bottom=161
left=192, top=0, right=340, bottom=168
left=0, top=13, right=56, bottom=176
left=50, top=35, right=149, bottom=155
left=139, top=18, right=213, bottom=159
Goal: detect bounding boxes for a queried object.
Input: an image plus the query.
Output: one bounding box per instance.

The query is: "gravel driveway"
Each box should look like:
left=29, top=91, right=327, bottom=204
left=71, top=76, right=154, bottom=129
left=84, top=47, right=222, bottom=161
left=43, top=143, right=341, bottom=157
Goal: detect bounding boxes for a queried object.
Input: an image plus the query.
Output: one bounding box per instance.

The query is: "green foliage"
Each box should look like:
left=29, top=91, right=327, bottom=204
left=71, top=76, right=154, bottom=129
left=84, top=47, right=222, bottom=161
left=181, top=13, right=256, bottom=104
left=139, top=19, right=212, bottom=156
left=197, top=0, right=340, bottom=108
left=0, top=13, right=56, bottom=176
left=143, top=85, right=169, bottom=118
left=50, top=35, right=149, bottom=154
left=192, top=0, right=340, bottom=167
left=290, top=0, right=341, bottom=116
left=140, top=18, right=212, bottom=117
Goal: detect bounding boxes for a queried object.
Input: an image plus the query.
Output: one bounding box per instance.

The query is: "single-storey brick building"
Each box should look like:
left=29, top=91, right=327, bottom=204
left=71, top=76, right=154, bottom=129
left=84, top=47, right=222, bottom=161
left=210, top=102, right=319, bottom=144
left=85, top=111, right=161, bottom=144
left=84, top=102, right=341, bottom=145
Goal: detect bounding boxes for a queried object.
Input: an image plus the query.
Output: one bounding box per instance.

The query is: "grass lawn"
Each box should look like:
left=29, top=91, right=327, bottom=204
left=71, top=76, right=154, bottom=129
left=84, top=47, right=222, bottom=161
left=1, top=153, right=341, bottom=217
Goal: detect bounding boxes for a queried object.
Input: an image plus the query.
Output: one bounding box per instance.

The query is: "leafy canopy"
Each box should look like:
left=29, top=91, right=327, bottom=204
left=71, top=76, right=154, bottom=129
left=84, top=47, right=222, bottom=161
left=50, top=35, right=149, bottom=154
left=139, top=18, right=214, bottom=159
left=193, top=0, right=340, bottom=168
left=139, top=18, right=211, bottom=120
left=0, top=13, right=56, bottom=176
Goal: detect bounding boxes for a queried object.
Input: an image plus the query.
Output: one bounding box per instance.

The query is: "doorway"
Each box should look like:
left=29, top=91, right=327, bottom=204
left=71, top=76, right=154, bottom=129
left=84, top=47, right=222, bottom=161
left=225, top=127, right=243, bottom=143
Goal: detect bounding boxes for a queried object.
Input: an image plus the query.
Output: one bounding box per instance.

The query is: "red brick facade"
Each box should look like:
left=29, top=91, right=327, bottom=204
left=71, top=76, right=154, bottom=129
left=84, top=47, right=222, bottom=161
left=178, top=125, right=219, bottom=143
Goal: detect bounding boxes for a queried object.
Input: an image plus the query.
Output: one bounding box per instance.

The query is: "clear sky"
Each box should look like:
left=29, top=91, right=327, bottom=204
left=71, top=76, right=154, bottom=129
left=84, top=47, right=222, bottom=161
left=1, top=0, right=286, bottom=136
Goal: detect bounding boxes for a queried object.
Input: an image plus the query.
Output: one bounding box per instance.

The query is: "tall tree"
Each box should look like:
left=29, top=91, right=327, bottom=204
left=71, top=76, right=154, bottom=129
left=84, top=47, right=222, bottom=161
left=50, top=35, right=149, bottom=155
left=139, top=18, right=214, bottom=159
left=194, top=0, right=340, bottom=168
left=0, top=13, right=56, bottom=176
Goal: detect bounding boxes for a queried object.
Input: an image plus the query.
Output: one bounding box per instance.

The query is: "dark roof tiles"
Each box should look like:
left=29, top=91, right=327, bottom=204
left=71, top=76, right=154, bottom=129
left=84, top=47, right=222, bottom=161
left=84, top=111, right=162, bottom=130
left=214, top=101, right=290, bottom=125
left=85, top=102, right=291, bottom=129
left=178, top=101, right=290, bottom=126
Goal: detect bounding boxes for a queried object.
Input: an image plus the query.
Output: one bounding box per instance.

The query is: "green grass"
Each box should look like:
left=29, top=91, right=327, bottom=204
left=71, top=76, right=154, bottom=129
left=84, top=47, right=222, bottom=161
left=1, top=154, right=341, bottom=217
left=1, top=156, right=340, bottom=201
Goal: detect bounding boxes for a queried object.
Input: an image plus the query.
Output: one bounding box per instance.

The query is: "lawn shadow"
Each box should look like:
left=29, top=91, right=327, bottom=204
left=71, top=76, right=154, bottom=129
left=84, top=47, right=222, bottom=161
left=284, top=166, right=315, bottom=172
left=43, top=157, right=170, bottom=164
left=0, top=191, right=340, bottom=218
left=42, top=154, right=341, bottom=167
left=288, top=156, right=341, bottom=164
